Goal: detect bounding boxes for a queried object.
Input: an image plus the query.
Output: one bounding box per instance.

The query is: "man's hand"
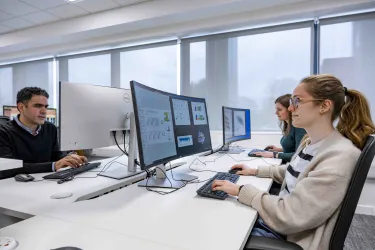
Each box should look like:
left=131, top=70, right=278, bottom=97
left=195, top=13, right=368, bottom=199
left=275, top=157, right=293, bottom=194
left=55, top=154, right=88, bottom=171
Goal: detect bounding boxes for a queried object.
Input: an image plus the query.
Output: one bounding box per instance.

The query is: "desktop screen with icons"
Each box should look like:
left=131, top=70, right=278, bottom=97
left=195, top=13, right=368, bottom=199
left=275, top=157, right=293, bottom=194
left=131, top=80, right=212, bottom=169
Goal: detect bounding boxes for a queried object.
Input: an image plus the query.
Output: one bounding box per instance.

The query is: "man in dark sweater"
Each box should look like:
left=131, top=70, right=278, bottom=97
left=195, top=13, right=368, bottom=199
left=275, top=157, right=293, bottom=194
left=0, top=87, right=87, bottom=179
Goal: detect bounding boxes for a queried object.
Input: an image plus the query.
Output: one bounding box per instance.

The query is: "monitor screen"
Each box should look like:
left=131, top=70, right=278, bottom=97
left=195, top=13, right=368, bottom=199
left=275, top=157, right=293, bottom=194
left=222, top=106, right=251, bottom=145
left=3, top=105, right=57, bottom=126
left=131, top=81, right=212, bottom=169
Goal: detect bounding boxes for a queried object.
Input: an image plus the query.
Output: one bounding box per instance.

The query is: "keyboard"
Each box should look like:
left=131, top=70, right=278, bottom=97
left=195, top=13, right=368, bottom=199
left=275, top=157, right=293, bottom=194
left=248, top=148, right=266, bottom=157
left=196, top=172, right=239, bottom=200
left=43, top=162, right=101, bottom=180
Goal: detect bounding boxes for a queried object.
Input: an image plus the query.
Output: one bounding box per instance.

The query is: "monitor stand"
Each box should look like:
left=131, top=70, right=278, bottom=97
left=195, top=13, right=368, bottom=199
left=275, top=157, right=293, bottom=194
left=219, top=143, right=244, bottom=154
left=138, top=163, right=197, bottom=189
left=99, top=112, right=142, bottom=179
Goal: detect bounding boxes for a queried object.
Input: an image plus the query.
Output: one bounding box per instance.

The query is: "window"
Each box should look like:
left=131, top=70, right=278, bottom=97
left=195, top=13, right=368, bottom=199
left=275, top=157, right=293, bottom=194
left=0, top=60, right=55, bottom=115
left=190, top=42, right=206, bottom=85
left=181, top=26, right=312, bottom=131
left=67, top=54, right=111, bottom=86
left=320, top=17, right=375, bottom=119
left=120, top=45, right=177, bottom=93
left=0, top=67, right=13, bottom=115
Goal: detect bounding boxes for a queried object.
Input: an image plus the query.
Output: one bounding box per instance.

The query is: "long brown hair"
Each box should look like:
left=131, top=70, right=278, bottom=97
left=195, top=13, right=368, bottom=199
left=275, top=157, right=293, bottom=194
left=300, top=74, right=375, bottom=149
left=275, top=94, right=292, bottom=136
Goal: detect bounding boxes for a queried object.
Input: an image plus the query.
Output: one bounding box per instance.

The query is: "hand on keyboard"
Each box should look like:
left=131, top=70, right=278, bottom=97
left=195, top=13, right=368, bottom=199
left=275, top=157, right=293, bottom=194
left=212, top=179, right=241, bottom=196
left=196, top=173, right=239, bottom=200
left=55, top=154, right=88, bottom=171
left=230, top=164, right=257, bottom=176
left=253, top=151, right=274, bottom=158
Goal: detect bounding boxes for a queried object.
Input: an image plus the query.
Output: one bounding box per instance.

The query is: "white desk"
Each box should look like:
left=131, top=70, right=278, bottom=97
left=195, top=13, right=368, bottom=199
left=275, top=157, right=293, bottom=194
left=0, top=216, right=184, bottom=250
left=1, top=148, right=280, bottom=250
left=39, top=152, right=279, bottom=250
left=0, top=155, right=146, bottom=218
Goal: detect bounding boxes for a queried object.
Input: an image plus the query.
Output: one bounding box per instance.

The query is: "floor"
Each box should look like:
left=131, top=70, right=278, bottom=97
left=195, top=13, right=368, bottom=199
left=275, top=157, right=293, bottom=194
left=345, top=214, right=375, bottom=250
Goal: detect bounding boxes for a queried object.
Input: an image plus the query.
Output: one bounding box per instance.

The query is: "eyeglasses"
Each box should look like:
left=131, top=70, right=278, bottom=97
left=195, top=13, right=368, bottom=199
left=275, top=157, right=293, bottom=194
left=289, top=97, right=325, bottom=108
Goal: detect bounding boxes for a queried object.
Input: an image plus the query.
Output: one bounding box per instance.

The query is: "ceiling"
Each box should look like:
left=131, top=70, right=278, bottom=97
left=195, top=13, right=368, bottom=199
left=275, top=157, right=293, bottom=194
left=0, top=0, right=375, bottom=64
left=0, top=0, right=149, bottom=34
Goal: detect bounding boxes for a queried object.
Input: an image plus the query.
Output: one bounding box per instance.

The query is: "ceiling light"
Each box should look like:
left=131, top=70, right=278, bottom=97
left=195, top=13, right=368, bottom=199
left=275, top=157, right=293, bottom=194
left=65, top=0, right=85, bottom=3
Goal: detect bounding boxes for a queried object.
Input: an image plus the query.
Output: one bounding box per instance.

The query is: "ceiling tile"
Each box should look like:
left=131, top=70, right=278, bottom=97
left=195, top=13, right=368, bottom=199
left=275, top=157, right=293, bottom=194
left=45, top=4, right=89, bottom=19
left=0, top=24, right=12, bottom=34
left=0, top=0, right=39, bottom=16
left=75, top=0, right=121, bottom=13
left=0, top=18, right=34, bottom=29
left=113, top=0, right=148, bottom=6
left=0, top=10, right=13, bottom=21
left=20, top=0, right=67, bottom=10
left=22, top=11, right=60, bottom=24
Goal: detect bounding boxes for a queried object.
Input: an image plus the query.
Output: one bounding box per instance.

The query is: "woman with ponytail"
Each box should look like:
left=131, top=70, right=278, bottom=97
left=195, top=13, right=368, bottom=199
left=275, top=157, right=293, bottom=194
left=213, top=74, right=375, bottom=250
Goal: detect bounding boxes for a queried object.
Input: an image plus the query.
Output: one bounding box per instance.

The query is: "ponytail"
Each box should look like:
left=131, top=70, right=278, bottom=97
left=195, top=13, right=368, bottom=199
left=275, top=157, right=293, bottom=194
left=337, top=89, right=375, bottom=149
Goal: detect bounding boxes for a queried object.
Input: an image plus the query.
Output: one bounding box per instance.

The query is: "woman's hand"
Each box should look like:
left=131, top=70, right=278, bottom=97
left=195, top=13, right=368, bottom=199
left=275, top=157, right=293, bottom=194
left=231, top=164, right=257, bottom=176
left=255, top=151, right=275, bottom=158
left=212, top=180, right=241, bottom=196
left=265, top=145, right=283, bottom=152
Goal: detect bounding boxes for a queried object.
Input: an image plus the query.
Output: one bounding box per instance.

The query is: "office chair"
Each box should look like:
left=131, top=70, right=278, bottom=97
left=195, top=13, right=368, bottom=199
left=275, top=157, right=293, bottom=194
left=244, top=134, right=375, bottom=250
left=0, top=116, right=10, bottom=126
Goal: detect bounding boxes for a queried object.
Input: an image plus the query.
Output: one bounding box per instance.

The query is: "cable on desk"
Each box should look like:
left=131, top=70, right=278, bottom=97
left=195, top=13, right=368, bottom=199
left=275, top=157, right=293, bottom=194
left=144, top=166, right=186, bottom=195
left=60, top=154, right=125, bottom=183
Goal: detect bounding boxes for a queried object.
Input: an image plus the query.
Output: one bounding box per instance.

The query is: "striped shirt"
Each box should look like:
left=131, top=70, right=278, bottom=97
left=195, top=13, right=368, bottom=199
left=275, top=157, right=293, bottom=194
left=279, top=139, right=324, bottom=197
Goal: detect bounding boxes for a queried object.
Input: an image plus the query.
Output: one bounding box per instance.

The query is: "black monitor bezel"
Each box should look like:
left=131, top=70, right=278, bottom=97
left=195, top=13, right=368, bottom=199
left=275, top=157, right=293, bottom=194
left=130, top=80, right=212, bottom=170
left=222, top=106, right=251, bottom=145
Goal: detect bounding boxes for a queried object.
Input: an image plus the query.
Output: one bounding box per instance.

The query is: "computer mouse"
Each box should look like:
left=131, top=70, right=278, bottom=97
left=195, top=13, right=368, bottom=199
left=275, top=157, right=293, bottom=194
left=0, top=237, right=17, bottom=250
left=51, top=247, right=82, bottom=250
left=14, top=174, right=35, bottom=182
left=50, top=192, right=73, bottom=199
left=229, top=168, right=242, bottom=174
left=264, top=146, right=272, bottom=151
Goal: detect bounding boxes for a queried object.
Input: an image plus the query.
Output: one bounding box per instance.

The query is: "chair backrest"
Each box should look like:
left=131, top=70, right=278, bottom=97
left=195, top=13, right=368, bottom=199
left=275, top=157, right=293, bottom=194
left=330, top=134, right=375, bottom=250
left=0, top=116, right=10, bottom=126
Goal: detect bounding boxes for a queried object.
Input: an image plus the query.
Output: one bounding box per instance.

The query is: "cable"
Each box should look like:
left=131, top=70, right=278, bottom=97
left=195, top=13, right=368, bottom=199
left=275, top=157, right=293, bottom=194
left=61, top=154, right=125, bottom=183
left=113, top=131, right=141, bottom=166
left=144, top=166, right=184, bottom=195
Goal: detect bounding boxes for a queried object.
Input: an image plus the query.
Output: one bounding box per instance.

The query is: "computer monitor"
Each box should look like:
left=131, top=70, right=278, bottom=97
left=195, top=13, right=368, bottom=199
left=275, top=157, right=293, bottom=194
left=3, top=105, right=57, bottom=126
left=221, top=106, right=251, bottom=153
left=59, top=82, right=142, bottom=179
left=130, top=80, right=212, bottom=188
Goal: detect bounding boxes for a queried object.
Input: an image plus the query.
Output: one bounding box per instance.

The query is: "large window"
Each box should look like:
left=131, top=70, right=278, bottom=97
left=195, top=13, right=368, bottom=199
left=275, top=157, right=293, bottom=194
left=120, top=44, right=177, bottom=93
left=320, top=16, right=375, bottom=120
left=0, top=60, right=55, bottom=115
left=67, top=54, right=111, bottom=86
left=0, top=67, right=13, bottom=115
left=181, top=25, right=312, bottom=131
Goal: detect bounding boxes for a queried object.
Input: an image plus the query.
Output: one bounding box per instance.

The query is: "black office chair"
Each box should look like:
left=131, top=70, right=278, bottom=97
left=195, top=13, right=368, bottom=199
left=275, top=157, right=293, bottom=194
left=245, top=134, right=375, bottom=250
left=0, top=116, right=10, bottom=126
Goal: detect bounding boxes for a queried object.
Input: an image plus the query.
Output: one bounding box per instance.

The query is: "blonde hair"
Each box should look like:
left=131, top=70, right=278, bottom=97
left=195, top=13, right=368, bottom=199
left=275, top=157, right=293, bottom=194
left=299, top=74, right=375, bottom=149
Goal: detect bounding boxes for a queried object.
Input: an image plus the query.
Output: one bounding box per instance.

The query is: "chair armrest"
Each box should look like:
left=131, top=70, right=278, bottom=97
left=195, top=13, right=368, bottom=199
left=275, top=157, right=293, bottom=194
left=244, top=236, right=303, bottom=250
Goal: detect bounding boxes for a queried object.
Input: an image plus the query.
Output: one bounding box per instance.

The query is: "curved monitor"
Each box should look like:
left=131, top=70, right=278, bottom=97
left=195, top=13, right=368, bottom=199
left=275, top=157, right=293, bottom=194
left=222, top=106, right=251, bottom=145
left=131, top=80, right=212, bottom=170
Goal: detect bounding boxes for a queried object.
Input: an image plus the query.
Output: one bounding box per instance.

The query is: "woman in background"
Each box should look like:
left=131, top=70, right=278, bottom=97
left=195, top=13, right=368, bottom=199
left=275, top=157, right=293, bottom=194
left=255, top=94, right=306, bottom=163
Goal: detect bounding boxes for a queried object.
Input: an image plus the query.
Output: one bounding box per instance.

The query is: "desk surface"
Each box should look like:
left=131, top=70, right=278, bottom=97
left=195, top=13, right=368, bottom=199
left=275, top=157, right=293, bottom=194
left=1, top=147, right=280, bottom=250
left=0, top=216, right=184, bottom=250
left=0, top=156, right=145, bottom=218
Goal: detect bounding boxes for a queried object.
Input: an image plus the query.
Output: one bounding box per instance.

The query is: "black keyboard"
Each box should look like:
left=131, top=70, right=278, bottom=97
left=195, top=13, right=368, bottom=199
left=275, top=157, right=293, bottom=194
left=248, top=149, right=265, bottom=157
left=43, top=162, right=101, bottom=180
left=196, top=172, right=239, bottom=200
